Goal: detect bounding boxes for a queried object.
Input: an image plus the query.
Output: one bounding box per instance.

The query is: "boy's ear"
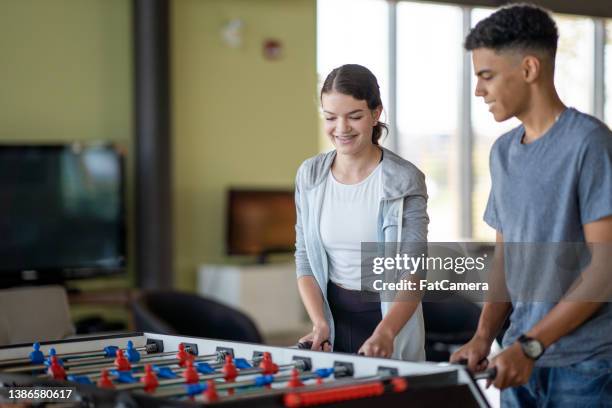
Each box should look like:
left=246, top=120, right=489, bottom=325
left=522, top=55, right=541, bottom=83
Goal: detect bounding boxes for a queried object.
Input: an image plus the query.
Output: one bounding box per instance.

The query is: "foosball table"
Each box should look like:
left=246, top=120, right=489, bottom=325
left=0, top=332, right=492, bottom=407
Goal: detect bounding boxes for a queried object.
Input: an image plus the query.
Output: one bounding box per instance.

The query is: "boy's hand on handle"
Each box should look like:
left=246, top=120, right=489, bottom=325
left=450, top=335, right=492, bottom=373
left=487, top=342, right=533, bottom=389
left=298, top=322, right=331, bottom=351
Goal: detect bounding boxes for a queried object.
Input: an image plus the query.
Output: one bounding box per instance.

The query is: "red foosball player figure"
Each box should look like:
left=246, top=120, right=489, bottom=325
left=141, top=364, right=159, bottom=393
left=259, top=352, right=279, bottom=375
left=222, top=355, right=238, bottom=395
left=182, top=360, right=199, bottom=384
left=114, top=349, right=131, bottom=371
left=97, top=369, right=114, bottom=389
left=176, top=343, right=195, bottom=367
left=288, top=368, right=304, bottom=388
left=47, top=355, right=66, bottom=380
left=204, top=379, right=218, bottom=402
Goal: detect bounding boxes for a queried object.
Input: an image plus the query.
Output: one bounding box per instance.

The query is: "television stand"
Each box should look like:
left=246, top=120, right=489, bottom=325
left=254, top=248, right=293, bottom=264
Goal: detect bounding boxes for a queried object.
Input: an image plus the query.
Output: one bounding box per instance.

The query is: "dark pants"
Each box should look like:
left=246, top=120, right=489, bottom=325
left=327, top=281, right=382, bottom=353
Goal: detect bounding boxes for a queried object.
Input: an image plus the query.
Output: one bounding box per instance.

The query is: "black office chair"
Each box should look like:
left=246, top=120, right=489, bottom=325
left=131, top=291, right=263, bottom=343
left=422, top=294, right=482, bottom=361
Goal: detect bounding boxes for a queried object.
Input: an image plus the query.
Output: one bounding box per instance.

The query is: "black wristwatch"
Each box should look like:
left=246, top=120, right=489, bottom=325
left=518, top=334, right=545, bottom=360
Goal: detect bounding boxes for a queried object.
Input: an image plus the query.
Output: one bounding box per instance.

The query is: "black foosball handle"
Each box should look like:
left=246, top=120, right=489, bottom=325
left=473, top=367, right=497, bottom=381
left=456, top=358, right=497, bottom=381
left=295, top=340, right=331, bottom=350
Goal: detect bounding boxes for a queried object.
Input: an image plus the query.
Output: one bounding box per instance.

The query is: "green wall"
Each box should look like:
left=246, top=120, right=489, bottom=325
left=0, top=0, right=132, bottom=142
left=0, top=0, right=318, bottom=291
left=172, top=0, right=318, bottom=289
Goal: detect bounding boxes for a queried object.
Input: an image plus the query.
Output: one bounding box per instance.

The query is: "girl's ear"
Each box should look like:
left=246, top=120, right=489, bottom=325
left=372, top=106, right=383, bottom=124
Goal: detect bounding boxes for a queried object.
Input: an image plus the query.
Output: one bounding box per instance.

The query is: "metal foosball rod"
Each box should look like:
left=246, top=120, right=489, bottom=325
left=83, top=355, right=228, bottom=382
left=61, top=345, right=213, bottom=373
left=40, top=348, right=197, bottom=373
left=2, top=341, right=176, bottom=373
left=0, top=341, right=166, bottom=369
left=22, top=343, right=208, bottom=378
left=52, top=342, right=191, bottom=367
left=58, top=350, right=184, bottom=368
left=65, top=350, right=220, bottom=377
left=73, top=347, right=274, bottom=381
left=158, top=363, right=360, bottom=404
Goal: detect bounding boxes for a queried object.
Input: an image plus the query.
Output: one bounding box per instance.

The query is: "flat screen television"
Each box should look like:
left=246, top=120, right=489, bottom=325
left=0, top=144, right=126, bottom=288
left=226, top=189, right=296, bottom=262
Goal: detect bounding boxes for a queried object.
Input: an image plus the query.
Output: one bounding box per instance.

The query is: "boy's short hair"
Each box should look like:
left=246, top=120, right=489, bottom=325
left=464, top=3, right=559, bottom=59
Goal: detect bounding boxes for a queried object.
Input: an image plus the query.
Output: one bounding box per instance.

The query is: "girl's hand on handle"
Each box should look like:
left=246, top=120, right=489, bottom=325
left=298, top=322, right=331, bottom=351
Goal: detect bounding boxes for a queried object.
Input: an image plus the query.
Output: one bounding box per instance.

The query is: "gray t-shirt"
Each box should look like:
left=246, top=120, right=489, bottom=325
left=484, top=107, right=612, bottom=367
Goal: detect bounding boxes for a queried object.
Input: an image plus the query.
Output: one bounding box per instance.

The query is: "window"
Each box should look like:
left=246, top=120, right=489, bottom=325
left=317, top=0, right=389, bottom=113
left=396, top=2, right=462, bottom=240
left=554, top=15, right=594, bottom=114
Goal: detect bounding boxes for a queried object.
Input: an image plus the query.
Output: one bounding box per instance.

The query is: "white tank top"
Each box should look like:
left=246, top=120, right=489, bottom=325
left=320, top=163, right=383, bottom=290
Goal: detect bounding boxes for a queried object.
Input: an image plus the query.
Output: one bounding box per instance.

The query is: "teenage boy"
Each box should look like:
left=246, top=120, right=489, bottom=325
left=450, top=4, right=612, bottom=406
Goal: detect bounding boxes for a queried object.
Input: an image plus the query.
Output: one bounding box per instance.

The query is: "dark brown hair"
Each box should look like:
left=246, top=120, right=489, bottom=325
left=321, top=64, right=388, bottom=145
left=464, top=3, right=558, bottom=60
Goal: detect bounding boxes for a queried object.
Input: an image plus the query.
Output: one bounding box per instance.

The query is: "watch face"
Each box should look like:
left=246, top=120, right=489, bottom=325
left=524, top=340, right=544, bottom=358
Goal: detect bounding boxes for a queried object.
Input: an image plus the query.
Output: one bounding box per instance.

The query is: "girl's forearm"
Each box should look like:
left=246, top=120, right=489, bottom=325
left=297, top=276, right=327, bottom=327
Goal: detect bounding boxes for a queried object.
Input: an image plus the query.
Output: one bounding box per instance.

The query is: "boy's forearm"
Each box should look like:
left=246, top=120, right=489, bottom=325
left=527, top=264, right=609, bottom=347
left=476, top=302, right=512, bottom=344
left=527, top=302, right=604, bottom=348
left=528, top=218, right=612, bottom=347
left=375, top=301, right=419, bottom=338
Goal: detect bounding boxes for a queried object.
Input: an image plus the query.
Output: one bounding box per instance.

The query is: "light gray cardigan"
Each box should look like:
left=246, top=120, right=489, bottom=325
left=294, top=147, right=428, bottom=361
